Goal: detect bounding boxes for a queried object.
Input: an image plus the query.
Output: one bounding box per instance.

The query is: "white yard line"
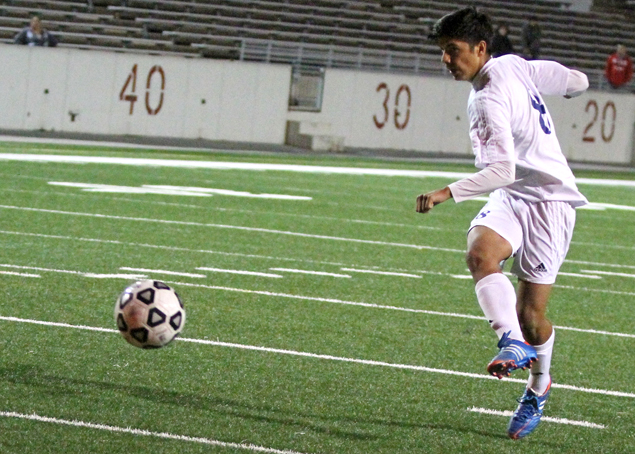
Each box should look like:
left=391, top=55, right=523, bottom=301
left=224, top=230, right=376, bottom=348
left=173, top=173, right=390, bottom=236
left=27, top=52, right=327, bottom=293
left=0, top=150, right=634, bottom=207
left=554, top=284, right=635, bottom=296
left=578, top=202, right=635, bottom=211
left=557, top=272, right=601, bottom=279
left=0, top=153, right=476, bottom=178
left=2, top=265, right=630, bottom=337
left=0, top=315, right=633, bottom=399
left=566, top=260, right=635, bottom=270
left=0, top=153, right=634, bottom=190
left=119, top=267, right=207, bottom=278
left=0, top=227, right=629, bottom=281
left=0, top=316, right=118, bottom=333
left=0, top=264, right=84, bottom=275
left=196, top=267, right=283, bottom=278
left=467, top=407, right=605, bottom=429
left=5, top=186, right=449, bottom=232
left=553, top=325, right=635, bottom=338
left=164, top=281, right=635, bottom=339
left=167, top=280, right=485, bottom=319
left=581, top=269, right=635, bottom=278
left=48, top=182, right=213, bottom=197
left=0, top=230, right=349, bottom=266
left=0, top=411, right=308, bottom=454
left=145, top=185, right=312, bottom=200
left=0, top=271, right=40, bottom=277
left=48, top=182, right=311, bottom=201
left=0, top=256, right=632, bottom=338
left=269, top=268, right=352, bottom=278
left=340, top=268, right=422, bottom=278
left=0, top=230, right=632, bottom=280
left=82, top=273, right=148, bottom=279
left=0, top=205, right=464, bottom=253
left=0, top=264, right=145, bottom=280
left=571, top=241, right=635, bottom=251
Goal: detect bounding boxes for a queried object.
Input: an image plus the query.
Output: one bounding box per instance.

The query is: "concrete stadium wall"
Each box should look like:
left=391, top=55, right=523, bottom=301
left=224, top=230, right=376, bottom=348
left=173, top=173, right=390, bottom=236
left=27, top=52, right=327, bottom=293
left=0, top=44, right=633, bottom=164
left=288, top=68, right=635, bottom=164
left=0, top=44, right=291, bottom=144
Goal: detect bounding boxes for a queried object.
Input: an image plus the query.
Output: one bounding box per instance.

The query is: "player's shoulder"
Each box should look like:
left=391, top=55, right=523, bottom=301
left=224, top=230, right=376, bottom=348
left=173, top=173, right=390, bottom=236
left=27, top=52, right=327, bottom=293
left=475, top=55, right=527, bottom=93
left=486, top=54, right=528, bottom=76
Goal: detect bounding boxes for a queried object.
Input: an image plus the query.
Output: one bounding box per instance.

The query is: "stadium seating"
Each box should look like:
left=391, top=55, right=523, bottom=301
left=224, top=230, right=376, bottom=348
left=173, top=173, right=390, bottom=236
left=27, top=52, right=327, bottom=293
left=1, top=0, right=634, bottom=87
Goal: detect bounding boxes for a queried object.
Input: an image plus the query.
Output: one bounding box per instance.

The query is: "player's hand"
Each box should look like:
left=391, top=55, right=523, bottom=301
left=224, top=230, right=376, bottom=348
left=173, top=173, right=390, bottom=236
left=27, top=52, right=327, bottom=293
left=416, top=187, right=452, bottom=213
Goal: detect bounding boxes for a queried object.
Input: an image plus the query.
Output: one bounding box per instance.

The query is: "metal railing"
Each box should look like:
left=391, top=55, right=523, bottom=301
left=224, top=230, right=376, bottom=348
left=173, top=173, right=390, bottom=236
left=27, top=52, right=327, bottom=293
left=234, top=38, right=446, bottom=76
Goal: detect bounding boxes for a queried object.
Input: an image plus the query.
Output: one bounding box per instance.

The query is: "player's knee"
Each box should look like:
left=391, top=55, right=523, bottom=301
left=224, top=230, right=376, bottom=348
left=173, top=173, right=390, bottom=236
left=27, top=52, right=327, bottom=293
left=518, top=307, right=548, bottom=340
left=465, top=249, right=480, bottom=272
left=518, top=306, right=534, bottom=325
left=465, top=248, right=498, bottom=274
left=518, top=304, right=546, bottom=324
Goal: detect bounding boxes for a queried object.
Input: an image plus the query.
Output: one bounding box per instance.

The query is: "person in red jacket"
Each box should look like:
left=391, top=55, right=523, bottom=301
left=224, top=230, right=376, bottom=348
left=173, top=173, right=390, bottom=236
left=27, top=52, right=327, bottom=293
left=605, top=44, right=633, bottom=89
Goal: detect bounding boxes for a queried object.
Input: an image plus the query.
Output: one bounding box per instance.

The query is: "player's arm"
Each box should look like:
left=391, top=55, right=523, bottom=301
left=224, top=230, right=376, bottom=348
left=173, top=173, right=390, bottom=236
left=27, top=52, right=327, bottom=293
left=416, top=186, right=452, bottom=214
left=415, top=160, right=515, bottom=213
left=564, top=70, right=588, bottom=98
left=416, top=82, right=517, bottom=214
left=526, top=60, right=588, bottom=98
left=448, top=160, right=515, bottom=202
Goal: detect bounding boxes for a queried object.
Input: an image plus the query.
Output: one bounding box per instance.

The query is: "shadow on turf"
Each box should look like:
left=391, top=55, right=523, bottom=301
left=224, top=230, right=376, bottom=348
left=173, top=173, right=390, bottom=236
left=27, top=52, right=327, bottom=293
left=1, top=363, right=550, bottom=444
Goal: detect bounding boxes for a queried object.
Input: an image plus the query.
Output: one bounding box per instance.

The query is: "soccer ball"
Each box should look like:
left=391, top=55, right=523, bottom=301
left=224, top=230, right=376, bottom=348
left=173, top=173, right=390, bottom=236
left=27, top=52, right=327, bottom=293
left=114, top=279, right=185, bottom=349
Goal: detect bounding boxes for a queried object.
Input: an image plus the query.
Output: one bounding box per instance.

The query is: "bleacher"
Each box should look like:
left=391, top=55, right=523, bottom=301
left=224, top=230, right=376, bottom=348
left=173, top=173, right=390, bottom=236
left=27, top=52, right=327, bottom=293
left=0, top=0, right=633, bottom=87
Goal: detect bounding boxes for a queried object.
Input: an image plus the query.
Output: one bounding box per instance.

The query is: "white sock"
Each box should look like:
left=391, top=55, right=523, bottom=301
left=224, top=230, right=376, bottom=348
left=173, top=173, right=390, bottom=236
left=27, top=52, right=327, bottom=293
left=475, top=273, right=524, bottom=341
left=528, top=329, right=555, bottom=396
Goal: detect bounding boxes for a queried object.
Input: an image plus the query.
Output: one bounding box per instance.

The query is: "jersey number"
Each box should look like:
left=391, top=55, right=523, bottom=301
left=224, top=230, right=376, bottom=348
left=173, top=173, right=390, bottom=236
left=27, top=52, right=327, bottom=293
left=529, top=92, right=552, bottom=135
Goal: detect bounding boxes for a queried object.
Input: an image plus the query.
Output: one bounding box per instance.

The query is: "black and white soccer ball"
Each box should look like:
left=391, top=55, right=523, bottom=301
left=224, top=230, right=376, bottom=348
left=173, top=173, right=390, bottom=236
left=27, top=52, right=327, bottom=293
left=114, top=279, right=185, bottom=349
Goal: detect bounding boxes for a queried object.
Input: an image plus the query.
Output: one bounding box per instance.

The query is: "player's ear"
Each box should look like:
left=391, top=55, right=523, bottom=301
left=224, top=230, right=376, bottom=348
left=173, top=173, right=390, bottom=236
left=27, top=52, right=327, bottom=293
left=477, top=40, right=488, bottom=57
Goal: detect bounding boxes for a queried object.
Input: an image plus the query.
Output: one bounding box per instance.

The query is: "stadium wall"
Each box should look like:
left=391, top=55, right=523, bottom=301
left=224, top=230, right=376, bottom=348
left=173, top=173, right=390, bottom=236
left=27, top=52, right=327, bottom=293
left=288, top=68, right=635, bottom=164
left=0, top=44, right=290, bottom=144
left=0, top=45, right=634, bottom=164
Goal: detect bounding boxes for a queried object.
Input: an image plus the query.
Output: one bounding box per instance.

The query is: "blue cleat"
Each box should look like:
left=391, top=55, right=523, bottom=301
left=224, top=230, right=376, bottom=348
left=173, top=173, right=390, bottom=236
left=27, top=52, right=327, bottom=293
left=487, top=331, right=537, bottom=379
left=507, top=379, right=551, bottom=439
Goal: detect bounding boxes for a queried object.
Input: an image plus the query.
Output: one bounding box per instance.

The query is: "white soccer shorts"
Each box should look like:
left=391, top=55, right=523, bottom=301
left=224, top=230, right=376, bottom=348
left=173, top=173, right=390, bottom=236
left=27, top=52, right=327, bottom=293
left=468, top=189, right=576, bottom=285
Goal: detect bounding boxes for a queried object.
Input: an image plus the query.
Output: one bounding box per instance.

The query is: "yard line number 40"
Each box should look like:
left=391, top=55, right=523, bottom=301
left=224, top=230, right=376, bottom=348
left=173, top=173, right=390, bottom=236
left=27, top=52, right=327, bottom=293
left=119, top=64, right=166, bottom=115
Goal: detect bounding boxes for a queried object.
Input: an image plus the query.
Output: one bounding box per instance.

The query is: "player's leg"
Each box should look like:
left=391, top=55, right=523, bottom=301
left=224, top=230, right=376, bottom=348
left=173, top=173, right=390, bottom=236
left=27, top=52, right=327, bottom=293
left=467, top=226, right=522, bottom=340
left=466, top=224, right=537, bottom=378
left=517, top=280, right=553, bottom=345
left=511, top=200, right=575, bottom=392
left=466, top=225, right=512, bottom=282
left=516, top=280, right=554, bottom=395
left=467, top=195, right=523, bottom=342
left=508, top=280, right=554, bottom=440
left=507, top=201, right=575, bottom=439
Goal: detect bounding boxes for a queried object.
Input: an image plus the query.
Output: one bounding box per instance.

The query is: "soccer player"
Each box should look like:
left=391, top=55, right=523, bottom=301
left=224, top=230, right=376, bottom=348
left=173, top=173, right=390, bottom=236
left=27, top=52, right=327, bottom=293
left=416, top=7, right=588, bottom=439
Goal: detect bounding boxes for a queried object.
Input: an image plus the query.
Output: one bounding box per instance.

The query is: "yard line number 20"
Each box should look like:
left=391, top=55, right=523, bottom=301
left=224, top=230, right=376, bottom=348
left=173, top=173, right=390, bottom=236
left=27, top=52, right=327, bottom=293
left=119, top=64, right=166, bottom=115
left=583, top=99, right=616, bottom=143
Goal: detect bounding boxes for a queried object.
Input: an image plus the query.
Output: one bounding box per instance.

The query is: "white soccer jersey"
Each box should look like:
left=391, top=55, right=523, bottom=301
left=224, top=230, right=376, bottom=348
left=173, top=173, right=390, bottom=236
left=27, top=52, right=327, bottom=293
left=465, top=54, right=588, bottom=207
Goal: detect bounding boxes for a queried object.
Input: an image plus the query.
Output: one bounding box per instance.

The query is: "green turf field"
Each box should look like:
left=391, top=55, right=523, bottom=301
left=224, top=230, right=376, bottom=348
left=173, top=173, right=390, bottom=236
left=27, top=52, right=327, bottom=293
left=0, top=139, right=634, bottom=453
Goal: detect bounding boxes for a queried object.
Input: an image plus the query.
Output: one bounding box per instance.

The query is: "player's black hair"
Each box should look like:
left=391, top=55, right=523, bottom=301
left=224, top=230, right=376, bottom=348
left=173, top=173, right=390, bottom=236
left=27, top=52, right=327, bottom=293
left=428, top=7, right=493, bottom=50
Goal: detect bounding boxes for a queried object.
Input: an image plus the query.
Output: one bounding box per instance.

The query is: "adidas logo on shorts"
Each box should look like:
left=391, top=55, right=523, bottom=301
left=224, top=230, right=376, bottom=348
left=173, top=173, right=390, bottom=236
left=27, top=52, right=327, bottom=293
left=531, top=262, right=547, bottom=273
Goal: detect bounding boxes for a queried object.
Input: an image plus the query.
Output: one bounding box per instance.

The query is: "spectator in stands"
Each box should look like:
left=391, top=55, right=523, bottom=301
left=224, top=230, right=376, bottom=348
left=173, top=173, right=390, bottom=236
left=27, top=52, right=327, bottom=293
left=490, top=23, right=514, bottom=57
left=605, top=44, right=633, bottom=90
left=14, top=15, right=58, bottom=47
left=521, top=17, right=541, bottom=60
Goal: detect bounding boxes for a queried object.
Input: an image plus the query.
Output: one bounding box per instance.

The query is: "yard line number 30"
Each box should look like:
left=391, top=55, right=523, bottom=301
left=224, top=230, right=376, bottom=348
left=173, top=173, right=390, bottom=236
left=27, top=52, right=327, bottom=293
left=373, top=82, right=411, bottom=130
